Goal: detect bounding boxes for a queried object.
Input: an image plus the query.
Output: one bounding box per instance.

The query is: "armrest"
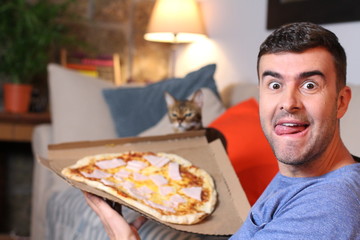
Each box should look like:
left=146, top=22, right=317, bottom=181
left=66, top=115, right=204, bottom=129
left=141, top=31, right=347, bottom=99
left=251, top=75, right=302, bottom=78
left=31, top=123, right=74, bottom=193
left=31, top=124, right=70, bottom=240
left=31, top=123, right=54, bottom=158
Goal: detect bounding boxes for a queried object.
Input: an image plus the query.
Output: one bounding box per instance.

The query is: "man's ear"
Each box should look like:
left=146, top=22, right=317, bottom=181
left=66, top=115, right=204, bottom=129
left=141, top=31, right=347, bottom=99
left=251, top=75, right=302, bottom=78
left=337, top=86, right=352, bottom=119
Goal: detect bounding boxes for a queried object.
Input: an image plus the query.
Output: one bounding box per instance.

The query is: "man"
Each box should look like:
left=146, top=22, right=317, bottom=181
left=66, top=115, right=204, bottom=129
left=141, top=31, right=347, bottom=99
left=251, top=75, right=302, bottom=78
left=85, top=22, right=360, bottom=239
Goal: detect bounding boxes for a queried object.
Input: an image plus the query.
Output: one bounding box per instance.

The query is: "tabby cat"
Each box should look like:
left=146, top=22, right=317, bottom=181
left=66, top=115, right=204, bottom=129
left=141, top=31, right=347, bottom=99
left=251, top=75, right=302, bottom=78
left=164, top=89, right=227, bottom=150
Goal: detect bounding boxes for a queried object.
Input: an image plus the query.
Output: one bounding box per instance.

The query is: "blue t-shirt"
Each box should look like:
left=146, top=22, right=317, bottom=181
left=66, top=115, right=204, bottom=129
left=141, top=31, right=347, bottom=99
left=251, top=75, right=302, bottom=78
left=230, top=163, right=360, bottom=240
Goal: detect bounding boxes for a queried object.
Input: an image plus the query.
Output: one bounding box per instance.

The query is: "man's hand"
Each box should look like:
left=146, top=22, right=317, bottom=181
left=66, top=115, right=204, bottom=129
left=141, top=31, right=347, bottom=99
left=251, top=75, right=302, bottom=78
left=83, top=192, right=147, bottom=240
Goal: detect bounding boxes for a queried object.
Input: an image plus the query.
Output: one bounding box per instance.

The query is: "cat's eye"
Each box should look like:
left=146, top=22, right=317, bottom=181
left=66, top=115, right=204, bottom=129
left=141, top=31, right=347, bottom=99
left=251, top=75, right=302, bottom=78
left=171, top=113, right=178, bottom=117
left=185, top=113, right=193, bottom=118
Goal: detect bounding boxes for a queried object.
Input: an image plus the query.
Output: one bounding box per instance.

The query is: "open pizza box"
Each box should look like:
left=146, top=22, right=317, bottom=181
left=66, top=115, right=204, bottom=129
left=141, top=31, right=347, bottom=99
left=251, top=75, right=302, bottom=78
left=38, top=130, right=251, bottom=236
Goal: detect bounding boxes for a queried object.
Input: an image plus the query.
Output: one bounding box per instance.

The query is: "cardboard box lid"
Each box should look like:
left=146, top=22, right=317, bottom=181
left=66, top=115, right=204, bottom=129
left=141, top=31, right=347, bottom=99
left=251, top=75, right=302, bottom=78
left=38, top=131, right=250, bottom=235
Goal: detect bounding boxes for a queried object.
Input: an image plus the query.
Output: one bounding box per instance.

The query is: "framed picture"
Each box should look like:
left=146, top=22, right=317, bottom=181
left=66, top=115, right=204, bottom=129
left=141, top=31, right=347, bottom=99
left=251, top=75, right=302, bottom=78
left=267, top=0, right=360, bottom=29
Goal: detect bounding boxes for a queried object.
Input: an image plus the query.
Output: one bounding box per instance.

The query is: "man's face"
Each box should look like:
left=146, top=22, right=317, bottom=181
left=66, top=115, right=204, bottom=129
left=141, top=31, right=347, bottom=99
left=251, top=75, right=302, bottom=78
left=258, top=47, right=342, bottom=167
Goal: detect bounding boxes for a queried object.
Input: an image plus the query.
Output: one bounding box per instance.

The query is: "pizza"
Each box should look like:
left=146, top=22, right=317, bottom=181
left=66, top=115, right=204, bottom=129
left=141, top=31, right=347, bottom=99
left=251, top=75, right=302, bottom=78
left=61, top=151, right=217, bottom=225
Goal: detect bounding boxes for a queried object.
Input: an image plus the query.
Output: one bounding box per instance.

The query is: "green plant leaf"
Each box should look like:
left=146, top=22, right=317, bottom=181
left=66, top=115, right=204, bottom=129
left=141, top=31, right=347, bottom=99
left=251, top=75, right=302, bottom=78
left=0, top=0, right=74, bottom=84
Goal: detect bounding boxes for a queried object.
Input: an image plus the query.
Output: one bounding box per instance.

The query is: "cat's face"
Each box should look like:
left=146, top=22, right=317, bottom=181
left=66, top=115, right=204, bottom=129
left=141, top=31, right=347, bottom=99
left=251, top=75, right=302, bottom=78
left=167, top=102, right=202, bottom=132
left=164, top=90, right=204, bottom=132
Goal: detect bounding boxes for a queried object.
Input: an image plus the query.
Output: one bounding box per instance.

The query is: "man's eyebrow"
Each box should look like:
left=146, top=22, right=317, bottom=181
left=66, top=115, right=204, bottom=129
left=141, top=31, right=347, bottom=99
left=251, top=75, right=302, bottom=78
left=262, top=71, right=282, bottom=79
left=261, top=70, right=325, bottom=80
left=298, top=70, right=325, bottom=79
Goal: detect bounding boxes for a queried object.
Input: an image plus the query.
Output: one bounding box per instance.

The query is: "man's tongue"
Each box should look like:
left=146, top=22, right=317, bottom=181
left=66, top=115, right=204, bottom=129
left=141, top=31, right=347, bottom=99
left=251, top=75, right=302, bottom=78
left=275, top=124, right=307, bottom=135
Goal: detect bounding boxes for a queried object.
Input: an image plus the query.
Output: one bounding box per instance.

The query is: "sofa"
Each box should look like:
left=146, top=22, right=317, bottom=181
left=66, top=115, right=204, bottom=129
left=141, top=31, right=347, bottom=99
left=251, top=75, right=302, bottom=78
left=31, top=63, right=360, bottom=240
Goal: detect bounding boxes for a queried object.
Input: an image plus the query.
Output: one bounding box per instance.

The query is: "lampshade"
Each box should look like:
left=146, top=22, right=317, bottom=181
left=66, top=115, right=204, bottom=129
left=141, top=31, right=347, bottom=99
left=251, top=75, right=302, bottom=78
left=144, top=0, right=206, bottom=43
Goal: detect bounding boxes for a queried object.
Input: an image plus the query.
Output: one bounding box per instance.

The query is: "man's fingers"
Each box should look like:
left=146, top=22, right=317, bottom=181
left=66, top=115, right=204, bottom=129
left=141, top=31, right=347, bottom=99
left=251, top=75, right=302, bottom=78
left=83, top=191, right=141, bottom=240
left=105, top=199, right=123, bottom=216
left=84, top=191, right=147, bottom=231
left=84, top=192, right=102, bottom=213
left=131, top=216, right=147, bottom=230
left=130, top=226, right=142, bottom=240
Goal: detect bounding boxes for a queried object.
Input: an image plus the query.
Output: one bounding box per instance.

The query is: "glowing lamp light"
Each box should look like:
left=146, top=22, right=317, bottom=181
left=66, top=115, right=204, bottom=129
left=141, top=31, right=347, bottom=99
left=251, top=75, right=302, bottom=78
left=144, top=0, right=206, bottom=43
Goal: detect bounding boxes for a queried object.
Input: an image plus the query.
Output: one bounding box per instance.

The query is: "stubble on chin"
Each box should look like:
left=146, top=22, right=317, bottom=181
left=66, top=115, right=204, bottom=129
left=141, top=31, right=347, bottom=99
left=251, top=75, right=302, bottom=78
left=275, top=145, right=316, bottom=166
left=268, top=127, right=334, bottom=168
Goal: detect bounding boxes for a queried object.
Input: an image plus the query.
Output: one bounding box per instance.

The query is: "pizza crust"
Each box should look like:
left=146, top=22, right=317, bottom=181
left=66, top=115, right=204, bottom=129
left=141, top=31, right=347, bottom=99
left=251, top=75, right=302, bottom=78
left=61, top=151, right=217, bottom=225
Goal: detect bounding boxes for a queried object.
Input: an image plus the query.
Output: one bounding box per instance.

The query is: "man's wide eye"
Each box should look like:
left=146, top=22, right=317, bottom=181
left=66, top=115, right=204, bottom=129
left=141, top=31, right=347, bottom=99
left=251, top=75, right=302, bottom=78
left=303, top=81, right=316, bottom=90
left=269, top=82, right=281, bottom=90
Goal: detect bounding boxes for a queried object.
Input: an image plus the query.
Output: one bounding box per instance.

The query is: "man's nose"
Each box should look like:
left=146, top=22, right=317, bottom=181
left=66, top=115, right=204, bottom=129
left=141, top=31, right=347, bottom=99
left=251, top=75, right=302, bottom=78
left=280, top=87, right=302, bottom=113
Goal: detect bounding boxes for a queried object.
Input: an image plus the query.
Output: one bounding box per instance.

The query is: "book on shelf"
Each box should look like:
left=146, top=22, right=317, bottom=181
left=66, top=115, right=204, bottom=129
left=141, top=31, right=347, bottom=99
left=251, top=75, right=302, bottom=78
left=81, top=58, right=114, bottom=67
left=77, top=70, right=99, bottom=77
left=66, top=63, right=97, bottom=71
left=61, top=49, right=122, bottom=85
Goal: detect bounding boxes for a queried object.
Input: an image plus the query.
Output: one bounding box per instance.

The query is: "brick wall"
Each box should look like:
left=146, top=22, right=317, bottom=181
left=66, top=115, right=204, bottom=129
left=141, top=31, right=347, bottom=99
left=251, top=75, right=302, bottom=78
left=61, top=0, right=171, bottom=84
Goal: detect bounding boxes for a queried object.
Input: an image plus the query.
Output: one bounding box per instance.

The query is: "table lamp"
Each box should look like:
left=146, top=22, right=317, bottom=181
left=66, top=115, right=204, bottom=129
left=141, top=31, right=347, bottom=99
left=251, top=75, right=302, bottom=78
left=144, top=0, right=207, bottom=76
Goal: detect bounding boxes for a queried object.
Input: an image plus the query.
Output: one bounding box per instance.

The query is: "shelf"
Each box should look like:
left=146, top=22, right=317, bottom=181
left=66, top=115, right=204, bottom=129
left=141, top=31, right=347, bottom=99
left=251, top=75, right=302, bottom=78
left=0, top=112, right=51, bottom=142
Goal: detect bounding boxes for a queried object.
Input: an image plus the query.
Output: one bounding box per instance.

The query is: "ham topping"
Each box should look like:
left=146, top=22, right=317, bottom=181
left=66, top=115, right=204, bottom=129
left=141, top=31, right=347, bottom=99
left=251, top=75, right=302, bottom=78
left=95, top=158, right=126, bottom=169
left=182, top=187, right=202, bottom=201
left=81, top=169, right=112, bottom=179
left=170, top=194, right=186, bottom=204
left=127, top=187, right=147, bottom=200
left=121, top=180, right=135, bottom=190
left=144, top=155, right=170, bottom=168
left=121, top=182, right=152, bottom=200
left=101, top=178, right=115, bottom=186
left=144, top=200, right=175, bottom=213
left=164, top=194, right=186, bottom=208
left=149, top=174, right=168, bottom=186
left=133, top=172, right=149, bottom=181
left=159, top=186, right=174, bottom=196
left=114, top=169, right=131, bottom=180
left=126, top=160, right=147, bottom=172
left=137, top=186, right=153, bottom=196
left=168, top=162, right=182, bottom=180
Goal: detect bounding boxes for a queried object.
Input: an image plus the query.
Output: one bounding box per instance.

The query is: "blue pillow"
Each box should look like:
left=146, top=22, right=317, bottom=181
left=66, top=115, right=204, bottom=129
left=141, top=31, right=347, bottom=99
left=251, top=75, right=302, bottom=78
left=103, top=64, right=219, bottom=137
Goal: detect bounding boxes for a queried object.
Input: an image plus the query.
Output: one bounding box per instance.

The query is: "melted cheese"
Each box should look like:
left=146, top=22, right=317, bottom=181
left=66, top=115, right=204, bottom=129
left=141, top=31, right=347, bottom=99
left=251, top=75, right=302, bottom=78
left=70, top=152, right=212, bottom=216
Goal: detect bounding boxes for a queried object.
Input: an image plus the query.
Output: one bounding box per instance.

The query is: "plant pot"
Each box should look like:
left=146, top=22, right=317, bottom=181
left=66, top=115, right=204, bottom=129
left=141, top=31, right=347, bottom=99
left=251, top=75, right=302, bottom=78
left=3, top=83, right=33, bottom=113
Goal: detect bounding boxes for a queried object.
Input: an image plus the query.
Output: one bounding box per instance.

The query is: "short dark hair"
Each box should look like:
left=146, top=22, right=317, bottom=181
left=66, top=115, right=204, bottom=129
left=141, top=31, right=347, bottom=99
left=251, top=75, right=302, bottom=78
left=257, top=22, right=347, bottom=90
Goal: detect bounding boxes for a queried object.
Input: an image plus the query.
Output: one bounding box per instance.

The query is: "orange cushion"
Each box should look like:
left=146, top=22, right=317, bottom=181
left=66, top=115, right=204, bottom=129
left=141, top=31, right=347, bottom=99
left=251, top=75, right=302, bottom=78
left=209, top=98, right=278, bottom=205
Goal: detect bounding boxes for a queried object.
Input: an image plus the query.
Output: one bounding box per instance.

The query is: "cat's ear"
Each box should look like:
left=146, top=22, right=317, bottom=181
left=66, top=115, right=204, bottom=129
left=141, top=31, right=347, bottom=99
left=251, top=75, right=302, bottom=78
left=192, top=89, right=204, bottom=108
left=164, top=91, right=175, bottom=107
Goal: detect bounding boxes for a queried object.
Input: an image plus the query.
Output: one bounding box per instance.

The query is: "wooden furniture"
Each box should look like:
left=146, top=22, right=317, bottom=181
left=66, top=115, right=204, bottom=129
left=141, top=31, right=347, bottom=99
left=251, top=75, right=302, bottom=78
left=0, top=111, right=50, bottom=233
left=60, top=49, right=123, bottom=86
left=0, top=111, right=51, bottom=142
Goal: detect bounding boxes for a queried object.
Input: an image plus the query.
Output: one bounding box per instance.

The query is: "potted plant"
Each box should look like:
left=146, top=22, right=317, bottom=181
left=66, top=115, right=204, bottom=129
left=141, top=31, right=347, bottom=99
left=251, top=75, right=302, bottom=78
left=0, top=0, right=72, bottom=113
